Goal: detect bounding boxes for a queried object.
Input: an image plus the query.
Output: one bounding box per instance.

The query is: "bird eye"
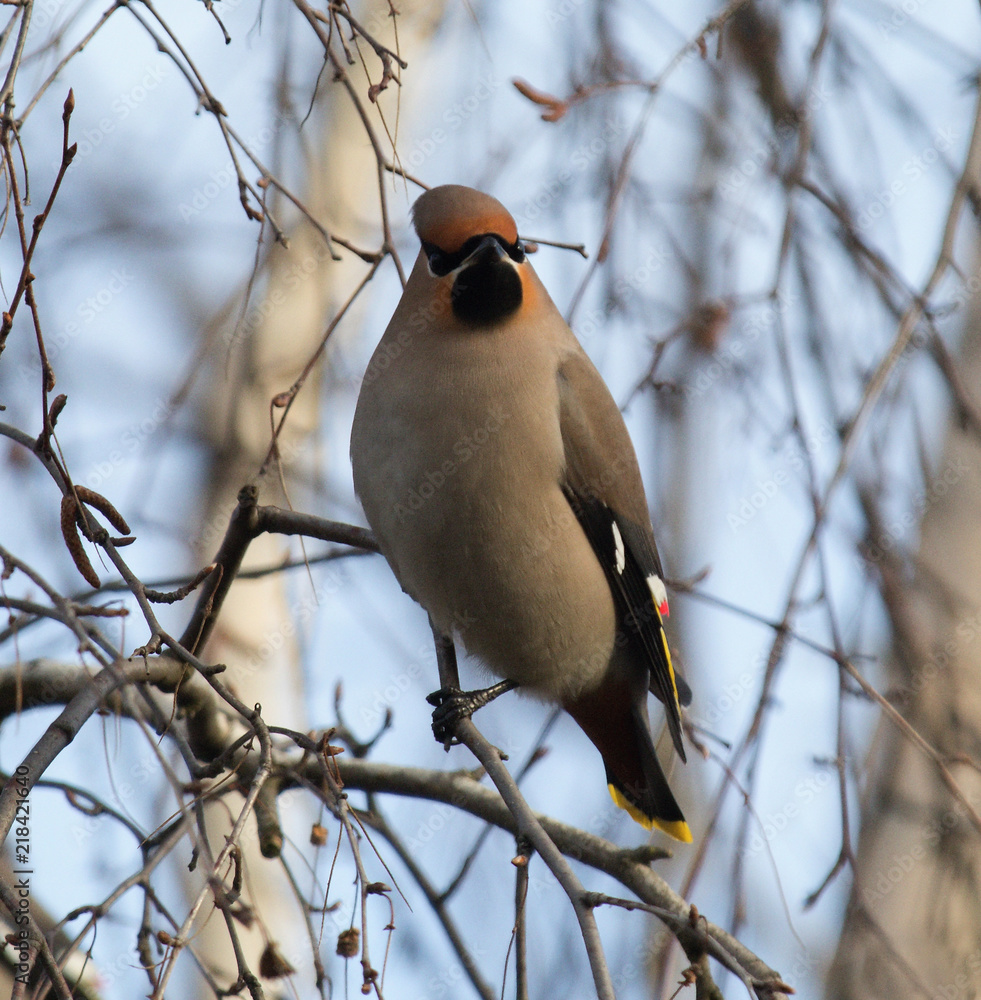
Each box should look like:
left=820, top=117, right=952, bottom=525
left=423, top=243, right=453, bottom=277
left=509, top=240, right=526, bottom=264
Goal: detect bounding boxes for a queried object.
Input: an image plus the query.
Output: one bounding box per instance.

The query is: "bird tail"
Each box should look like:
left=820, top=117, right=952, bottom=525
left=567, top=688, right=691, bottom=842
left=604, top=702, right=691, bottom=842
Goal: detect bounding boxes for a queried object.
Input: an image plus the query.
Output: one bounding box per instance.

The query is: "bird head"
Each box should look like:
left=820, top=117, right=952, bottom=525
left=412, top=185, right=528, bottom=325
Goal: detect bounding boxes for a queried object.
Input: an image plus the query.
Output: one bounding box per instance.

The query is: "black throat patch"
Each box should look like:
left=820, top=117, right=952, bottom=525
left=451, top=257, right=523, bottom=324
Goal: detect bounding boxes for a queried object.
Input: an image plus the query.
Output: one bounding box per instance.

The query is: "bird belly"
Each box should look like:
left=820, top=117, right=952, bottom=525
left=365, top=431, right=617, bottom=701
left=449, top=492, right=619, bottom=703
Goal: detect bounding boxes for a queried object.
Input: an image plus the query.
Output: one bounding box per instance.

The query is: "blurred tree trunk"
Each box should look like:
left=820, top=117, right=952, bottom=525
left=653, top=10, right=794, bottom=995
left=182, top=5, right=446, bottom=991
left=827, top=284, right=981, bottom=995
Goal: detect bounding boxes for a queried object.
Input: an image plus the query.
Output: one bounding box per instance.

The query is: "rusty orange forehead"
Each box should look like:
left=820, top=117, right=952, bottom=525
left=412, top=185, right=518, bottom=252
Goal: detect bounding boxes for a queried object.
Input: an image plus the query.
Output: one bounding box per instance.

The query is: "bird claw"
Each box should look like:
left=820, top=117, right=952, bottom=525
left=426, top=679, right=519, bottom=747
left=427, top=686, right=469, bottom=746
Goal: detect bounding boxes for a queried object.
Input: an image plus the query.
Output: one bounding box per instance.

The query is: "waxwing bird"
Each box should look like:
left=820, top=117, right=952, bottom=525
left=350, top=184, right=692, bottom=841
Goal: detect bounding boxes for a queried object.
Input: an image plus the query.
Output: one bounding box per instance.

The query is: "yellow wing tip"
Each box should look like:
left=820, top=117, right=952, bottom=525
left=608, top=785, right=693, bottom=843
left=658, top=627, right=683, bottom=714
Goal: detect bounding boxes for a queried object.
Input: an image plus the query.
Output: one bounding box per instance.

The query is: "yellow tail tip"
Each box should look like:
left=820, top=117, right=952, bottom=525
left=608, top=785, right=693, bottom=843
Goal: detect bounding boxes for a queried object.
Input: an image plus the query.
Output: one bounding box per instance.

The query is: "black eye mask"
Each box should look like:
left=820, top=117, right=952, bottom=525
left=423, top=233, right=526, bottom=277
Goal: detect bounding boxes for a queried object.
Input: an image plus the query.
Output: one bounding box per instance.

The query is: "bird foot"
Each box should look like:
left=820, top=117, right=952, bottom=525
left=426, top=679, right=518, bottom=746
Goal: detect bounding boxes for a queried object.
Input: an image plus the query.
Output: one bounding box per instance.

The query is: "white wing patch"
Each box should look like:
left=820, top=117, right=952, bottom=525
left=611, top=521, right=626, bottom=574
left=647, top=573, right=669, bottom=617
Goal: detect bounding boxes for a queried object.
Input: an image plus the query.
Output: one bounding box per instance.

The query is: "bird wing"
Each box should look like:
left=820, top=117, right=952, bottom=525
left=557, top=349, right=687, bottom=761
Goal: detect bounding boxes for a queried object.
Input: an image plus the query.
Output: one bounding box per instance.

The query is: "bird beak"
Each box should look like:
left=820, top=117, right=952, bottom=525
left=462, top=234, right=509, bottom=269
